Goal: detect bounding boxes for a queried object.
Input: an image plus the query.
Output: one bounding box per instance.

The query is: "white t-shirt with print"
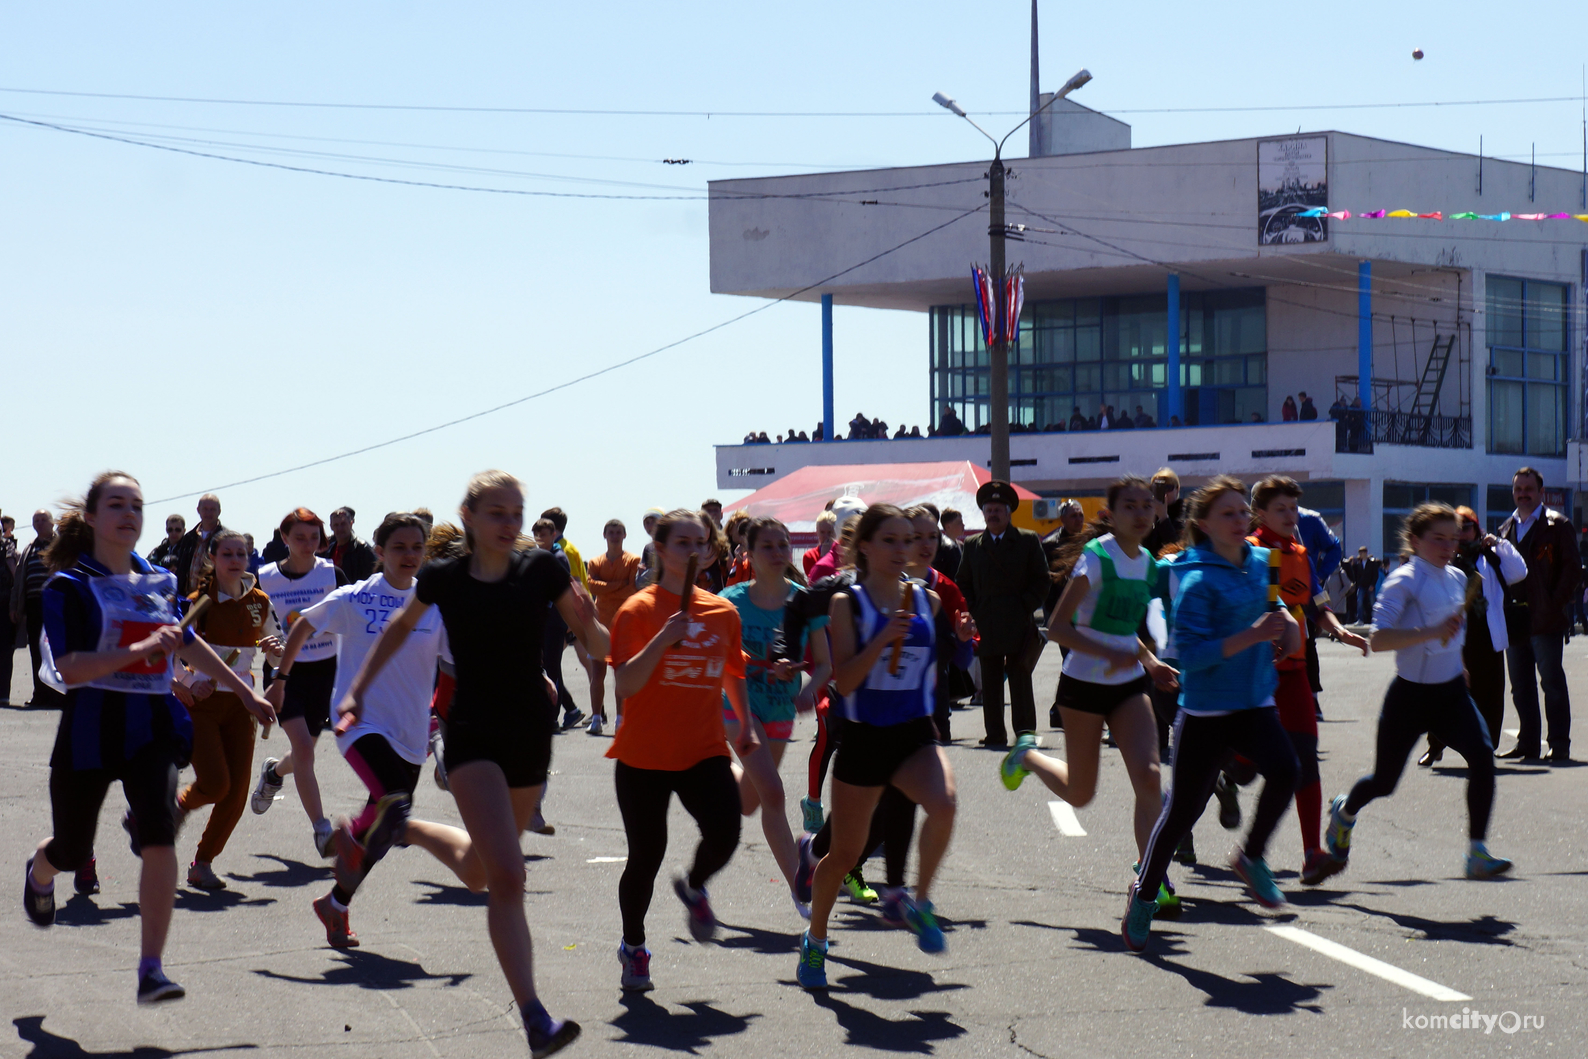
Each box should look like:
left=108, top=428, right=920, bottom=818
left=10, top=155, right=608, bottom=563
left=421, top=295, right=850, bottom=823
left=303, top=573, right=451, bottom=765
left=1060, top=534, right=1149, bottom=686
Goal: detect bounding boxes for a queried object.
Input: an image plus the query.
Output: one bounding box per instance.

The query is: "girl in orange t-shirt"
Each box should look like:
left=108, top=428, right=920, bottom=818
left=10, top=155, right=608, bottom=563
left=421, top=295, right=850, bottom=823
left=607, top=509, right=755, bottom=993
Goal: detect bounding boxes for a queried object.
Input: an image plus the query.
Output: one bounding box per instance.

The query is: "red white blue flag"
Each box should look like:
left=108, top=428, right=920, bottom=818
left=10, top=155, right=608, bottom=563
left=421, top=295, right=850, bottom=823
left=971, top=267, right=1024, bottom=346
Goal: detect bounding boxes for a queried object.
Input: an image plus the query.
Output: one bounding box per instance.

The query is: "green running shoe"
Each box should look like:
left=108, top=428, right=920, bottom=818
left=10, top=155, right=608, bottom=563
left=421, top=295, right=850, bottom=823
left=1000, top=733, right=1037, bottom=791
left=1153, top=881, right=1181, bottom=919
left=1324, top=793, right=1355, bottom=863
left=842, top=868, right=878, bottom=904
left=1120, top=881, right=1155, bottom=953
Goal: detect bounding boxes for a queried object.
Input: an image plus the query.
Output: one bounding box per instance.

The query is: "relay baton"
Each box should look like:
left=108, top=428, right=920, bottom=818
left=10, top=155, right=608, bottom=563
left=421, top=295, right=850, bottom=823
left=148, top=595, right=211, bottom=663
left=679, top=555, right=698, bottom=614
left=888, top=583, right=916, bottom=675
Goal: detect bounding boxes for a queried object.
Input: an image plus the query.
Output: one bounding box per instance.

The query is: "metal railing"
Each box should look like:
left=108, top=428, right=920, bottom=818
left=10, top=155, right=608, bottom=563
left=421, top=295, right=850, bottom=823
left=1333, top=410, right=1471, bottom=454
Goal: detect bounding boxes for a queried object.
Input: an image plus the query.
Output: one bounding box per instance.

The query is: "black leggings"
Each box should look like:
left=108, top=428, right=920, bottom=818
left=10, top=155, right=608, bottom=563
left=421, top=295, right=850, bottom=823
left=1139, top=707, right=1298, bottom=896
left=811, top=785, right=918, bottom=887
left=615, top=756, right=741, bottom=946
left=1346, top=677, right=1495, bottom=840
left=45, top=742, right=182, bottom=871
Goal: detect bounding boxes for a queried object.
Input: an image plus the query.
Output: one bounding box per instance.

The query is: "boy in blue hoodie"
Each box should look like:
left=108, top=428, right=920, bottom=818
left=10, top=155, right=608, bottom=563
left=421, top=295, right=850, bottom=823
left=1123, top=476, right=1301, bottom=953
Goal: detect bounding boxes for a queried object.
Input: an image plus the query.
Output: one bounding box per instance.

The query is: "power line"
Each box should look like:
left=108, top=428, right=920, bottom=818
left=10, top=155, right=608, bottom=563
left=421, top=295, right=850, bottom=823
left=146, top=205, right=985, bottom=504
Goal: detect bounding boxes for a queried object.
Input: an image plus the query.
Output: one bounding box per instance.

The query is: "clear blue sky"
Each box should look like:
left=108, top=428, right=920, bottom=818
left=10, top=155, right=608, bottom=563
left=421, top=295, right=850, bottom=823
left=3, top=1, right=1584, bottom=552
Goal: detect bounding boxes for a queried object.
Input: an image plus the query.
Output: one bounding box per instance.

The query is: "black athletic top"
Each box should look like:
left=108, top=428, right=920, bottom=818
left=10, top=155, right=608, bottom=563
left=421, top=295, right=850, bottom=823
left=415, top=548, right=570, bottom=726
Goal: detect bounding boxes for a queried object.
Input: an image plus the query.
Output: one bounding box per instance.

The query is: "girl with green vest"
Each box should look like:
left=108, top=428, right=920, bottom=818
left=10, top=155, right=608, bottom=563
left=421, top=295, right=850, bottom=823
left=1000, top=476, right=1179, bottom=892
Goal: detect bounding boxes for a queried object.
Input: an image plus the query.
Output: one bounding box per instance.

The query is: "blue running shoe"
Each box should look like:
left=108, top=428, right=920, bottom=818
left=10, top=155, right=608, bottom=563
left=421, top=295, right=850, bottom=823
left=800, top=797, right=824, bottom=834
left=1121, top=880, right=1156, bottom=953
left=1230, top=851, right=1287, bottom=909
left=1000, top=733, right=1037, bottom=791
left=618, top=941, right=654, bottom=992
left=796, top=931, right=828, bottom=990
left=136, top=967, right=185, bottom=1005
left=793, top=834, right=815, bottom=905
left=1465, top=847, right=1513, bottom=880
left=1324, top=793, right=1355, bottom=863
left=903, top=898, right=946, bottom=954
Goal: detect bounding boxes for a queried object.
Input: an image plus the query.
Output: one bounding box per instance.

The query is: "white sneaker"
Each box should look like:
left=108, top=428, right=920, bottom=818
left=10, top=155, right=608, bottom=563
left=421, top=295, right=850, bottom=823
left=250, top=758, right=282, bottom=815
left=429, top=730, right=449, bottom=792
left=313, top=821, right=335, bottom=859
left=588, top=716, right=604, bottom=736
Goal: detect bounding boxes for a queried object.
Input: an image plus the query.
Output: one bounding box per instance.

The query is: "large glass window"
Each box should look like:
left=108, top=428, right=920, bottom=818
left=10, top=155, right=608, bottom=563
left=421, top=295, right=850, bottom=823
left=929, top=288, right=1267, bottom=432
left=1383, top=482, right=1474, bottom=553
left=1487, top=276, right=1569, bottom=456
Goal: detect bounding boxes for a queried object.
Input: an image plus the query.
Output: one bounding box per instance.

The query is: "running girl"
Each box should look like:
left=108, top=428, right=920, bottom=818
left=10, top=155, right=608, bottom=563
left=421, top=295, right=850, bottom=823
left=22, top=472, right=275, bottom=1003
left=172, top=529, right=283, bottom=891
left=1000, top=477, right=1179, bottom=908
left=1122, top=476, right=1301, bottom=953
left=720, top=516, right=828, bottom=918
left=798, top=504, right=957, bottom=990
left=608, top=509, right=755, bottom=992
left=253, top=507, right=350, bottom=858
left=1325, top=503, right=1512, bottom=880
left=344, top=472, right=606, bottom=1058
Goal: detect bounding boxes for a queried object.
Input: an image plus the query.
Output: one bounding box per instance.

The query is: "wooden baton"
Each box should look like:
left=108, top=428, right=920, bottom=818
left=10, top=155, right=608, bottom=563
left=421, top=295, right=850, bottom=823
left=888, top=583, right=915, bottom=675
left=148, top=595, right=211, bottom=663
left=679, top=554, right=698, bottom=614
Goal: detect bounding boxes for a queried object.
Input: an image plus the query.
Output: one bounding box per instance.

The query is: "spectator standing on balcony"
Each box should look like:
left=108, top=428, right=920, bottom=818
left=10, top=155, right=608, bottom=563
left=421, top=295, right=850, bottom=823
left=1069, top=407, right=1086, bottom=431
left=1134, top=406, right=1155, bottom=429
left=1114, top=408, right=1135, bottom=430
left=958, top=481, right=1049, bottom=748
left=938, top=405, right=966, bottom=436
left=1282, top=396, right=1298, bottom=421
left=1496, top=467, right=1579, bottom=762
left=1095, top=404, right=1111, bottom=431
left=1298, top=392, right=1318, bottom=420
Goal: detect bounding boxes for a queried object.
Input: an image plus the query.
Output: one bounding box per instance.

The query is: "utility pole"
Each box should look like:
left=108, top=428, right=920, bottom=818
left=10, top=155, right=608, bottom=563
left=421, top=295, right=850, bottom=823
left=988, top=156, right=1010, bottom=481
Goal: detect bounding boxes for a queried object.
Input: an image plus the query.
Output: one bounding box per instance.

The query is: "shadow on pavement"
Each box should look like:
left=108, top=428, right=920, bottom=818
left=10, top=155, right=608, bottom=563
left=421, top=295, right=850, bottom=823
left=54, top=896, right=140, bottom=927
left=809, top=994, right=965, bottom=1054
left=825, top=951, right=968, bottom=1002
left=1335, top=905, right=1518, bottom=945
left=411, top=880, right=488, bottom=907
left=226, top=855, right=329, bottom=889
left=1143, top=960, right=1330, bottom=1015
left=11, top=1016, right=257, bottom=1059
left=173, top=888, right=276, bottom=914
left=715, top=921, right=798, bottom=955
left=608, top=994, right=759, bottom=1054
left=253, top=949, right=471, bottom=990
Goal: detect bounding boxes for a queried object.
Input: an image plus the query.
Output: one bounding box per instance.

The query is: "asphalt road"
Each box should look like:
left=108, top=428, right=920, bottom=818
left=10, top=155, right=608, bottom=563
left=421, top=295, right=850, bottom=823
left=3, top=637, right=1585, bottom=1059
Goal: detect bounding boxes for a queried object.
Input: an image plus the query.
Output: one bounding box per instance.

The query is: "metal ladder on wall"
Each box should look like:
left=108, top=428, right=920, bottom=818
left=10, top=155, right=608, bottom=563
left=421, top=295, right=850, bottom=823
left=1411, top=333, right=1456, bottom=417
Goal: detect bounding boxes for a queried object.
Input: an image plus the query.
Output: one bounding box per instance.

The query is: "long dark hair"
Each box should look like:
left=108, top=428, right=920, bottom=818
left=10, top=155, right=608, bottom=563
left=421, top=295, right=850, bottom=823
left=45, top=471, right=139, bottom=573
left=1050, top=475, right=1151, bottom=580
left=194, top=528, right=250, bottom=599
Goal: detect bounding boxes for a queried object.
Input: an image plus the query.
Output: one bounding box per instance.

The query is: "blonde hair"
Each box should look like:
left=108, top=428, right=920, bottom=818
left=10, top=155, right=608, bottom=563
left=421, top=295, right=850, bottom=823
left=815, top=510, right=837, bottom=530
left=1400, top=502, right=1460, bottom=558
left=459, top=470, right=523, bottom=553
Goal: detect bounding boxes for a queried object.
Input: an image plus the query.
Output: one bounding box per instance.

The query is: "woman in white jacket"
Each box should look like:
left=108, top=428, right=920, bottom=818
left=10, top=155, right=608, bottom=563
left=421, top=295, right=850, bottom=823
left=1418, top=505, right=1526, bottom=767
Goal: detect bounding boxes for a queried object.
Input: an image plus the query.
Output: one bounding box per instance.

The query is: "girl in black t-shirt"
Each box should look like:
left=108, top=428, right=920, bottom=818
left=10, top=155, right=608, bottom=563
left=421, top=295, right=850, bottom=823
left=342, top=470, right=608, bottom=1059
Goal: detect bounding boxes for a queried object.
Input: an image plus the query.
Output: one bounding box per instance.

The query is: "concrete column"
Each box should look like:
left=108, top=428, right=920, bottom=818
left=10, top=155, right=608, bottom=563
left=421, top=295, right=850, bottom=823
left=1342, top=477, right=1384, bottom=557
left=1358, top=261, right=1373, bottom=411
left=1469, top=270, right=1487, bottom=455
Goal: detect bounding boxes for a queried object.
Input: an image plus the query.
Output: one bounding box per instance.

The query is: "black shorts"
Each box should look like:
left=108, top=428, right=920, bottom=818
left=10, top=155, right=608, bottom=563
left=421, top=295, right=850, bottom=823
left=45, top=741, right=182, bottom=871
left=345, top=734, right=423, bottom=802
left=279, top=656, right=338, bottom=737
left=444, top=699, right=556, bottom=789
left=1054, top=673, right=1151, bottom=717
left=832, top=716, right=939, bottom=788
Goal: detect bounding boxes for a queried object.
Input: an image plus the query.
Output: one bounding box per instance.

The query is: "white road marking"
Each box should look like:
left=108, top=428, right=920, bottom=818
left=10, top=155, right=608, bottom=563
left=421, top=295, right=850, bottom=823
left=1047, top=801, right=1086, bottom=836
left=1266, top=925, right=1471, bottom=1002
left=586, top=856, right=628, bottom=863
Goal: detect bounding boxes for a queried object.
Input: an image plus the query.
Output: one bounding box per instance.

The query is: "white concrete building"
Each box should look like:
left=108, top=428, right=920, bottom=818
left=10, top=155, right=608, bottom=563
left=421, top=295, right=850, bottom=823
left=707, top=127, right=1588, bottom=554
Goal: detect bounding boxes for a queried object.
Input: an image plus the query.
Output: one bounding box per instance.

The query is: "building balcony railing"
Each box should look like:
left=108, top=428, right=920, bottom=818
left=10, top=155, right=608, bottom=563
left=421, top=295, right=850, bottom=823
left=1333, top=410, right=1472, bottom=454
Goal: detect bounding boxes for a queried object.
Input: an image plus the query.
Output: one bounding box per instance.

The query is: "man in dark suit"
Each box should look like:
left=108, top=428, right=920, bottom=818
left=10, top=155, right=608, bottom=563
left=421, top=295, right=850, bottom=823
left=956, top=480, right=1050, bottom=747
left=1344, top=546, right=1381, bottom=624
left=1497, top=466, right=1579, bottom=762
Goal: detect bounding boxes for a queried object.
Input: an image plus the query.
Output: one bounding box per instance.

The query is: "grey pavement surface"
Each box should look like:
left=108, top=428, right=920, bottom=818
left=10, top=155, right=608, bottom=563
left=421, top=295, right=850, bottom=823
left=3, top=639, right=1586, bottom=1059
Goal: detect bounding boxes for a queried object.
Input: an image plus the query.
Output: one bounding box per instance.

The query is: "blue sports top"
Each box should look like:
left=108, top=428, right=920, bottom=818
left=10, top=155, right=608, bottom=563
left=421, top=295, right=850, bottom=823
left=837, top=582, right=936, bottom=727
left=42, top=552, right=193, bottom=770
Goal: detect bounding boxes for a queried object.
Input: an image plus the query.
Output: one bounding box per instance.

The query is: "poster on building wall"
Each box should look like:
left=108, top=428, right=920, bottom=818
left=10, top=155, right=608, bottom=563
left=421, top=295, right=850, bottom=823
left=1258, top=136, right=1328, bottom=245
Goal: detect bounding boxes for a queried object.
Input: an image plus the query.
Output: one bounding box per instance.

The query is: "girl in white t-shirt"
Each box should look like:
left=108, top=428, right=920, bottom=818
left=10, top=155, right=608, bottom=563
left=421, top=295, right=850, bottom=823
left=998, top=477, right=1180, bottom=896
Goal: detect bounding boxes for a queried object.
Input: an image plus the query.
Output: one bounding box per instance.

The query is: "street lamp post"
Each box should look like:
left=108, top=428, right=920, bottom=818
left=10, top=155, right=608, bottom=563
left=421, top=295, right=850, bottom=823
left=934, top=69, right=1092, bottom=482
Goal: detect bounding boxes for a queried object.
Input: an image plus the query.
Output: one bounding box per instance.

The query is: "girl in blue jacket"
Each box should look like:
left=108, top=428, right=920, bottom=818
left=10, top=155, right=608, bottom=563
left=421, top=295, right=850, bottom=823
left=1122, top=476, right=1301, bottom=953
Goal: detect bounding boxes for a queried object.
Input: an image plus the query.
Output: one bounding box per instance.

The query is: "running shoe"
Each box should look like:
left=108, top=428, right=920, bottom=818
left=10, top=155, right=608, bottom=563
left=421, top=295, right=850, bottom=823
left=617, top=941, right=654, bottom=992
left=1230, top=851, right=1287, bottom=909
left=1173, top=832, right=1198, bottom=865
left=1153, top=881, right=1182, bottom=920
left=902, top=897, right=946, bottom=954
left=74, top=857, right=100, bottom=896
left=122, top=808, right=141, bottom=858
left=1213, top=773, right=1242, bottom=830
left=1300, top=849, right=1346, bottom=887
left=313, top=893, right=360, bottom=949
left=799, top=796, right=824, bottom=834
left=526, top=1017, right=581, bottom=1059
left=1000, top=733, right=1037, bottom=791
left=1465, top=847, right=1514, bottom=880
left=795, top=931, right=829, bottom=990
left=429, top=730, right=449, bottom=792
left=313, top=820, right=335, bottom=859
left=528, top=817, right=556, bottom=836
left=878, top=886, right=909, bottom=928
left=587, top=715, right=604, bottom=736
left=561, top=709, right=585, bottom=730
left=792, top=892, right=812, bottom=920
left=23, top=858, right=54, bottom=927
left=250, top=758, right=283, bottom=815
left=332, top=824, right=367, bottom=892
left=673, top=876, right=718, bottom=942
left=793, top=834, right=815, bottom=905
left=1417, top=747, right=1443, bottom=767
left=136, top=968, right=185, bottom=1005
left=1120, top=880, right=1155, bottom=953
left=361, top=792, right=412, bottom=869
left=187, top=861, right=227, bottom=891
left=1324, top=793, right=1355, bottom=863
left=842, top=868, right=878, bottom=904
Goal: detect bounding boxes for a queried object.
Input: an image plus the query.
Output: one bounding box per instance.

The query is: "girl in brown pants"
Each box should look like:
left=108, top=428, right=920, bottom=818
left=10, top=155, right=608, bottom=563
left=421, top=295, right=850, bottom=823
left=174, top=530, right=282, bottom=889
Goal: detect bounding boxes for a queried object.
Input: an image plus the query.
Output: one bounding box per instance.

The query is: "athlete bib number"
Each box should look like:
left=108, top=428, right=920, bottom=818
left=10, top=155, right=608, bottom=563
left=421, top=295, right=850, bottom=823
left=87, top=573, right=180, bottom=694
left=867, top=645, right=931, bottom=691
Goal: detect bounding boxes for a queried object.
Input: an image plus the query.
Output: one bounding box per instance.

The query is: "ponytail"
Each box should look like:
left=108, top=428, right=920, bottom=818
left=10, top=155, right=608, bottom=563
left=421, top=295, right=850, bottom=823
left=45, top=471, right=139, bottom=573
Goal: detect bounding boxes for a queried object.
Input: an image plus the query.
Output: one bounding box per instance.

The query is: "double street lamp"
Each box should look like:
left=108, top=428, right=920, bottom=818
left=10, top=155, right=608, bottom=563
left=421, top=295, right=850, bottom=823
left=934, top=69, right=1092, bottom=482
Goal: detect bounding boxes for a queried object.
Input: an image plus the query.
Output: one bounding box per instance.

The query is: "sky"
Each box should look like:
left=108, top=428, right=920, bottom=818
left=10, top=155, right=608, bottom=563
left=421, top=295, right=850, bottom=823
left=3, top=1, right=1586, bottom=553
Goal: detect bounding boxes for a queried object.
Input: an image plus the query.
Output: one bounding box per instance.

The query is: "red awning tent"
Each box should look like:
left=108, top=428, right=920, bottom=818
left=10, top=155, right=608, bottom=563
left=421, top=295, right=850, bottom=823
left=731, top=461, right=1048, bottom=542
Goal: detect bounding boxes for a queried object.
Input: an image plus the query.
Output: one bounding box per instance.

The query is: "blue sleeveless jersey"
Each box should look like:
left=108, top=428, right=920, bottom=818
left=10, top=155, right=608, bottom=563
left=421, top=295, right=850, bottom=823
left=837, top=582, right=936, bottom=727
